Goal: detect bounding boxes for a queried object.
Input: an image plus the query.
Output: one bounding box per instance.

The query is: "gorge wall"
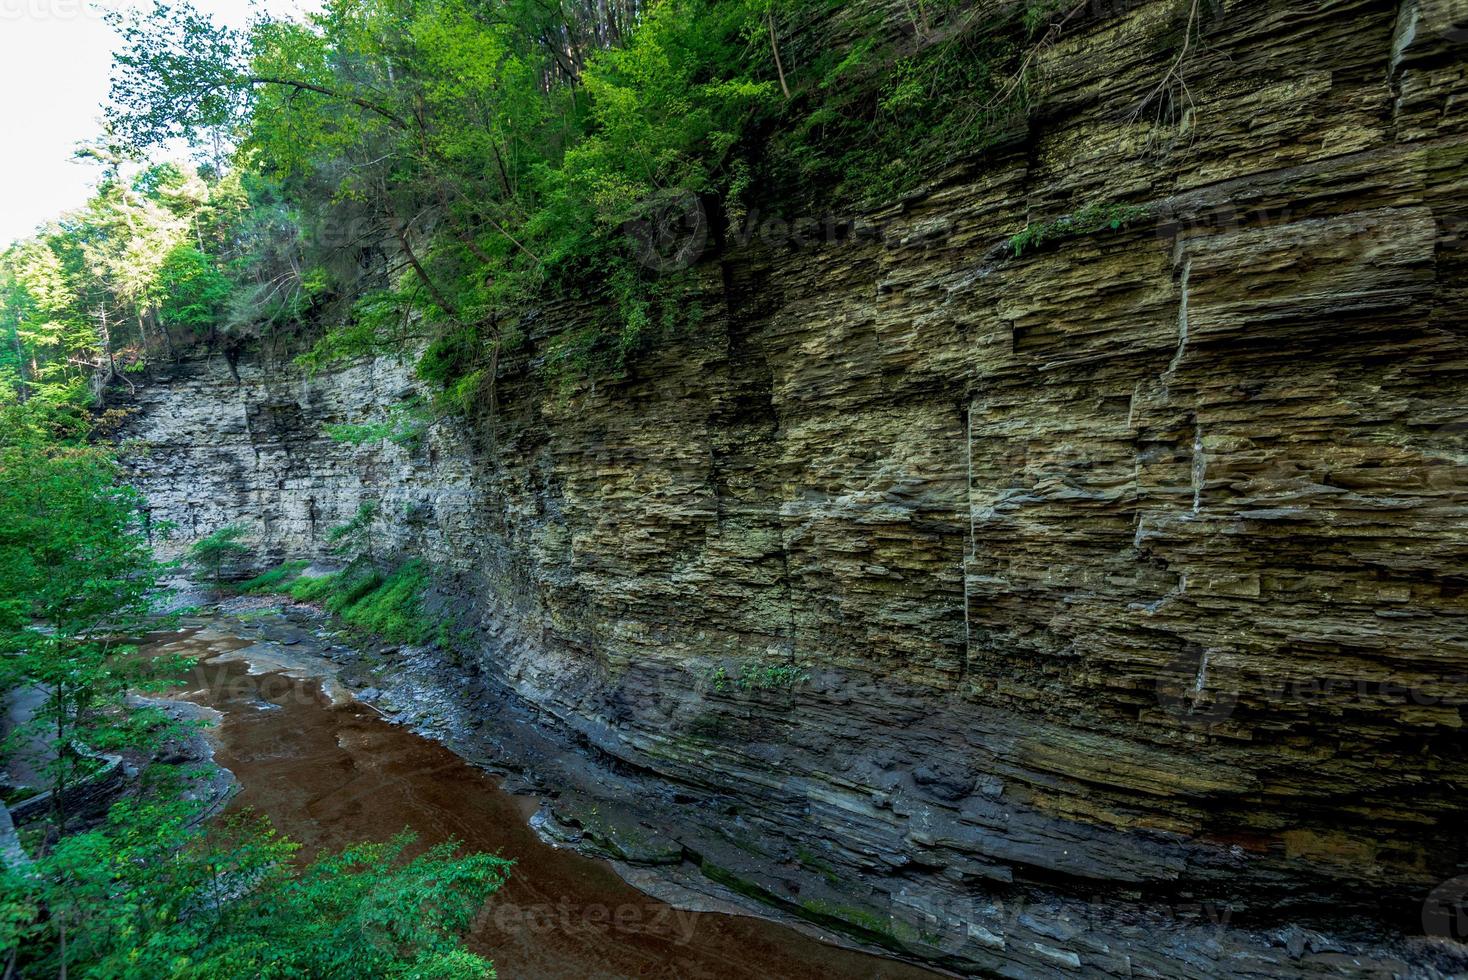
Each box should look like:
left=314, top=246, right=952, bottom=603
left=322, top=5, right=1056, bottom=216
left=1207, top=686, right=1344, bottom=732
left=118, top=0, right=1468, bottom=975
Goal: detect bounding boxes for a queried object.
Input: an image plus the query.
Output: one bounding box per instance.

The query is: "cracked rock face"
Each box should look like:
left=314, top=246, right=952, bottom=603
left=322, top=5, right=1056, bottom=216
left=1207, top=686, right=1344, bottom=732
left=119, top=1, right=1468, bottom=975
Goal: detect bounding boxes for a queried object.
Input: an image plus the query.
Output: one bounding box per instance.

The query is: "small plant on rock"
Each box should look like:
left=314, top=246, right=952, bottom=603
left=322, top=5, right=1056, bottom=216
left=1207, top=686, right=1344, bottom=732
left=1009, top=202, right=1150, bottom=257
left=188, top=523, right=251, bottom=592
left=327, top=501, right=379, bottom=563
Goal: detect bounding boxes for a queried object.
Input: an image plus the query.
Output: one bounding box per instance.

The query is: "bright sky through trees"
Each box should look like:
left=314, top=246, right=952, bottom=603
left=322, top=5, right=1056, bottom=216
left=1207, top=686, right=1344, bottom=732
left=0, top=0, right=316, bottom=245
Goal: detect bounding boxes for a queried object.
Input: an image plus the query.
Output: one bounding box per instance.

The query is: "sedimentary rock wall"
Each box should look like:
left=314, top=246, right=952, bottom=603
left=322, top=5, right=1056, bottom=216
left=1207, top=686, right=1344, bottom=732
left=119, top=0, right=1468, bottom=974
left=118, top=353, right=482, bottom=567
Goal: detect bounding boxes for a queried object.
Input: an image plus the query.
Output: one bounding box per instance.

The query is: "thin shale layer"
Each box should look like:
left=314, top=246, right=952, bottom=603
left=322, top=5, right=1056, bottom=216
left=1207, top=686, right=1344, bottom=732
left=119, top=0, right=1468, bottom=975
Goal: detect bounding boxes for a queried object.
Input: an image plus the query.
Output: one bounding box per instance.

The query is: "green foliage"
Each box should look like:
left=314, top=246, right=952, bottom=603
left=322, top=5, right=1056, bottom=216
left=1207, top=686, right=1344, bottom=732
left=0, top=161, right=317, bottom=403
left=0, top=399, right=170, bottom=826
left=324, top=501, right=379, bottom=562
left=709, top=661, right=809, bottom=692
left=157, top=244, right=232, bottom=332
left=288, top=560, right=433, bottom=645
left=235, top=558, right=310, bottom=593
left=324, top=400, right=428, bottom=450
left=96, top=0, right=760, bottom=399
left=1009, top=202, right=1151, bottom=257
left=738, top=661, right=810, bottom=690
left=4, top=789, right=509, bottom=978
left=188, top=522, right=251, bottom=589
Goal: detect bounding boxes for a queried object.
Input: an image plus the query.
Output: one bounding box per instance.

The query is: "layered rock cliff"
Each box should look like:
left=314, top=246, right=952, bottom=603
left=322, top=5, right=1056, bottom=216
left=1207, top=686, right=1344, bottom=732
left=118, top=0, right=1468, bottom=975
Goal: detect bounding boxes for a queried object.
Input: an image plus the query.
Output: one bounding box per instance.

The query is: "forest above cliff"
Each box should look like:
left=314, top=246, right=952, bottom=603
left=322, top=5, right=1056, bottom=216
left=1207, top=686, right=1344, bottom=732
left=2, top=0, right=1170, bottom=415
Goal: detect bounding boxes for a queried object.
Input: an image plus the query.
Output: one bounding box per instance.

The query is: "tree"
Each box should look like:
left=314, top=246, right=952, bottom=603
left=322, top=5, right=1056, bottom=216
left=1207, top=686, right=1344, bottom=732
left=325, top=500, right=379, bottom=564
left=157, top=243, right=233, bottom=335
left=5, top=800, right=509, bottom=979
left=188, top=523, right=251, bottom=590
left=0, top=402, right=510, bottom=979
left=0, top=400, right=169, bottom=829
left=104, top=0, right=778, bottom=406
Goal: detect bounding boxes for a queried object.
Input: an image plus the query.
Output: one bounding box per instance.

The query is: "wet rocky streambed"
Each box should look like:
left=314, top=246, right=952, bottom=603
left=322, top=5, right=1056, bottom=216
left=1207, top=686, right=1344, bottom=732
left=148, top=610, right=945, bottom=980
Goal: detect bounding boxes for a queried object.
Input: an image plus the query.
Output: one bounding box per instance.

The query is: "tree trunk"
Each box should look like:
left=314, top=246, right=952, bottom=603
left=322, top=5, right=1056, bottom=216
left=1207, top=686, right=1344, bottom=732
left=768, top=12, right=791, bottom=99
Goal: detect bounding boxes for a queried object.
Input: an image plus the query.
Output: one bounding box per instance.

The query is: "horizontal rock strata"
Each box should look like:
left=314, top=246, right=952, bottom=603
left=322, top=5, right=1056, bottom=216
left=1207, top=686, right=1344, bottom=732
left=119, top=0, right=1468, bottom=975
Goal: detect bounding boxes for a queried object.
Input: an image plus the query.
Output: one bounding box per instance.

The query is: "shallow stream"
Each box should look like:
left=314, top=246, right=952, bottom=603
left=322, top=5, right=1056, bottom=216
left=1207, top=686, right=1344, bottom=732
left=147, top=624, right=942, bottom=980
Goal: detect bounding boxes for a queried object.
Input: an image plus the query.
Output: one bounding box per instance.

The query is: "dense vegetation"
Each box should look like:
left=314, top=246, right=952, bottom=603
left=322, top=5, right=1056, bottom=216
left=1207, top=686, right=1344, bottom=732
left=0, top=400, right=509, bottom=977
left=2, top=0, right=1091, bottom=419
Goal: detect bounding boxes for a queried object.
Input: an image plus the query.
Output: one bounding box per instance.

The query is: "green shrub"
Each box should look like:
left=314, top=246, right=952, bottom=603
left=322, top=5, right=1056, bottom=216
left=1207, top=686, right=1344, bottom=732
left=709, top=661, right=809, bottom=692
left=188, top=523, right=252, bottom=590
left=1009, top=202, right=1150, bottom=257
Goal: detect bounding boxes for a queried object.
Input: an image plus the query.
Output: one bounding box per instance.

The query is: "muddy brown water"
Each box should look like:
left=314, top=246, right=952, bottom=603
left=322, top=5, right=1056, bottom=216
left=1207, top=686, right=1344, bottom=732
left=151, top=629, right=945, bottom=980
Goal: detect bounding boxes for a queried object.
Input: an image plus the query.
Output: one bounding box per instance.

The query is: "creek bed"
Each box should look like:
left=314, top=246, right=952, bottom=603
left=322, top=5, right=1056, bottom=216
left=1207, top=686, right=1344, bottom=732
left=148, top=624, right=943, bottom=980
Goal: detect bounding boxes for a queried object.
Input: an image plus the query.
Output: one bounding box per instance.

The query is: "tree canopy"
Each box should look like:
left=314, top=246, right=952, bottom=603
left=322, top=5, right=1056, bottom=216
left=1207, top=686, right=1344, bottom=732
left=5, top=0, right=1065, bottom=415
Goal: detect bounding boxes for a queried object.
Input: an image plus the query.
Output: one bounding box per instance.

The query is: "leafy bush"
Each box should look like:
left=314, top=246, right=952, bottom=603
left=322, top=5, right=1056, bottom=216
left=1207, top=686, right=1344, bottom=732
left=1009, top=202, right=1150, bottom=257
left=709, top=661, right=810, bottom=692
left=5, top=792, right=510, bottom=977
left=188, top=523, right=251, bottom=590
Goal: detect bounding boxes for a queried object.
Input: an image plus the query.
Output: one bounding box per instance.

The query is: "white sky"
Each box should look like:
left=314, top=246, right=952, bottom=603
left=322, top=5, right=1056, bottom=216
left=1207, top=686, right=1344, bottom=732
left=0, top=0, right=314, bottom=246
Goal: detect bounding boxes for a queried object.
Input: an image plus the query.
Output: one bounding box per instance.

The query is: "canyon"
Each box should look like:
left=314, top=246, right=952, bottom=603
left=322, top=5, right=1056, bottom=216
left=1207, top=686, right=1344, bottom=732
left=115, top=0, right=1468, bottom=975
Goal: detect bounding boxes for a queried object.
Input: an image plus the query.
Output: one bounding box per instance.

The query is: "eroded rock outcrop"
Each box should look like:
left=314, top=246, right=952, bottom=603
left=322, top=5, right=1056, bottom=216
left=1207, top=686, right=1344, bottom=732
left=119, top=0, right=1468, bottom=974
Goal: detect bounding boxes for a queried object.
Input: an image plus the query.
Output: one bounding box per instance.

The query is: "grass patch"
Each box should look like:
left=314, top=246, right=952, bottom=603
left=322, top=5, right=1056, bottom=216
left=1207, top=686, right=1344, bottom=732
left=339, top=561, right=431, bottom=643
left=284, top=560, right=433, bottom=645
left=235, top=559, right=310, bottom=594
